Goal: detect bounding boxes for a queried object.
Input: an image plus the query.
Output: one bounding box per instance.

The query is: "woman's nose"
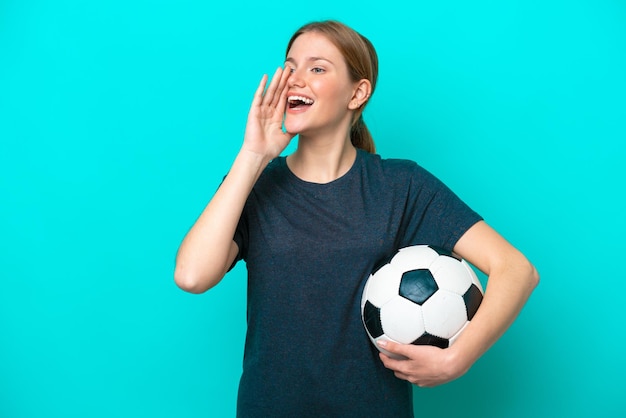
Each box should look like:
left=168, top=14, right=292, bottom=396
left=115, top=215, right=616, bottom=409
left=287, top=68, right=304, bottom=88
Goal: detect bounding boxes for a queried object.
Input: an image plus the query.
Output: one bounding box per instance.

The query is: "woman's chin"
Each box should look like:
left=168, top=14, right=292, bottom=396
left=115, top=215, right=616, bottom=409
left=284, top=123, right=303, bottom=135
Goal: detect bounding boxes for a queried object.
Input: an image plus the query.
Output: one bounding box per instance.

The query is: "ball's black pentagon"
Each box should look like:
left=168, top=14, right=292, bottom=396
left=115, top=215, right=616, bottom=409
left=411, top=332, right=450, bottom=349
left=399, top=269, right=438, bottom=305
left=427, top=245, right=462, bottom=261
left=464, top=283, right=483, bottom=321
left=363, top=300, right=384, bottom=339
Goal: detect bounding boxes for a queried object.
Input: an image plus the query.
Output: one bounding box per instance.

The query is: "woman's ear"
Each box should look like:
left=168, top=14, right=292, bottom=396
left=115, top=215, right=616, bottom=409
left=349, top=79, right=372, bottom=110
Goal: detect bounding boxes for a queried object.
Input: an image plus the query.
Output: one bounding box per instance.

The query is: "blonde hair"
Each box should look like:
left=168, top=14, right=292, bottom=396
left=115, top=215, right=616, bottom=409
left=286, top=20, right=378, bottom=153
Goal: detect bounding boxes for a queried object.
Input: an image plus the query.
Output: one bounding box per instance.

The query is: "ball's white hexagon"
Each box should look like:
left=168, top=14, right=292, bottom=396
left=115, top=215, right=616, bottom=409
left=364, top=263, right=403, bottom=307
left=422, top=290, right=468, bottom=339
left=429, top=256, right=472, bottom=295
left=380, top=295, right=425, bottom=344
left=390, top=245, right=438, bottom=272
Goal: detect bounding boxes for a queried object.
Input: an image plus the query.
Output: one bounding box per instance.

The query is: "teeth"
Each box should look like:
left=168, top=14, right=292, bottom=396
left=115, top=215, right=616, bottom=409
left=288, top=95, right=314, bottom=105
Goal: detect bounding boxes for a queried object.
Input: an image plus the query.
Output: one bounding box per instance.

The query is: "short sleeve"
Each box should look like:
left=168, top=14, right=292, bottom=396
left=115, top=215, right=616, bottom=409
left=398, top=163, right=482, bottom=251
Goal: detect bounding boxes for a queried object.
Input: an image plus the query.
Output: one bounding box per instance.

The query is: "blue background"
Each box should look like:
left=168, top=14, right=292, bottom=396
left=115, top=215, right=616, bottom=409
left=1, top=0, right=624, bottom=417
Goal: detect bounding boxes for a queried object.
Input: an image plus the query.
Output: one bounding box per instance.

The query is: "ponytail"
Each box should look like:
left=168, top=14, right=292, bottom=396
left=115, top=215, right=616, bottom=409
left=351, top=114, right=375, bottom=153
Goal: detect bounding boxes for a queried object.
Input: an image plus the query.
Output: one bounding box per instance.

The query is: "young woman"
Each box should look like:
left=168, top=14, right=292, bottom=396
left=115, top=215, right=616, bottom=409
left=175, top=20, right=539, bottom=418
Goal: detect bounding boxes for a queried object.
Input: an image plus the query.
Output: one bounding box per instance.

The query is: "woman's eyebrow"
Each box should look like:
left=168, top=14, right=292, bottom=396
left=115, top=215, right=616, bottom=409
left=285, top=56, right=334, bottom=65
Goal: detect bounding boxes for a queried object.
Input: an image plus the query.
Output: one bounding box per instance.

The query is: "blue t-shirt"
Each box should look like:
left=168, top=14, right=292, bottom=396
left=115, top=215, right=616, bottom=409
left=233, top=149, right=482, bottom=417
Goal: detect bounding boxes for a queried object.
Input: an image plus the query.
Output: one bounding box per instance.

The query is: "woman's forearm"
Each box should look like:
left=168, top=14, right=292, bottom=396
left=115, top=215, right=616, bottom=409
left=174, top=150, right=270, bottom=293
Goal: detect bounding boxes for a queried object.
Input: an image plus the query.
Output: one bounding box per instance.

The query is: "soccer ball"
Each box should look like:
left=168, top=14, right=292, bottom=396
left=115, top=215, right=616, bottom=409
left=361, top=245, right=484, bottom=358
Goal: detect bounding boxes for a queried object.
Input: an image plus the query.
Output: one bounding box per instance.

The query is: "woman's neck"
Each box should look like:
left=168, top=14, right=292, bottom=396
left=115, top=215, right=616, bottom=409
left=286, top=133, right=357, bottom=184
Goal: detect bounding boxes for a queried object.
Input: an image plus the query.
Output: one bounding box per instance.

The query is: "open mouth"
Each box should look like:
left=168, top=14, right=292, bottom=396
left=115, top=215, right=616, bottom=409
left=287, top=95, right=314, bottom=110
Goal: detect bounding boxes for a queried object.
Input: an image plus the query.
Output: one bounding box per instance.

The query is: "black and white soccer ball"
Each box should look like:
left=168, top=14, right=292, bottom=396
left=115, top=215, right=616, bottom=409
left=361, top=245, right=484, bottom=357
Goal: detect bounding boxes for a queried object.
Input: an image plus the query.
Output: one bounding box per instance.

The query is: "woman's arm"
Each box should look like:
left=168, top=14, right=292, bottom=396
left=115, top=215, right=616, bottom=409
left=174, top=151, right=269, bottom=294
left=174, top=67, right=294, bottom=293
left=378, top=220, right=539, bottom=386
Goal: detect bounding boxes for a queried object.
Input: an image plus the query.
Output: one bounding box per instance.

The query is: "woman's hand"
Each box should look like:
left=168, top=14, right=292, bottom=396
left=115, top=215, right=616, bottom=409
left=377, top=340, right=468, bottom=387
left=243, top=66, right=295, bottom=160
left=174, top=67, right=296, bottom=294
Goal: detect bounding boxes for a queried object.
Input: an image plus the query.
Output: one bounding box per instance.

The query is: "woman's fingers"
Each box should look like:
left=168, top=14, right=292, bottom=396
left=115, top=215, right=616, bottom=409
left=258, top=66, right=291, bottom=111
left=261, top=67, right=284, bottom=108
left=249, top=67, right=291, bottom=138
left=271, top=66, right=292, bottom=109
left=252, top=74, right=268, bottom=108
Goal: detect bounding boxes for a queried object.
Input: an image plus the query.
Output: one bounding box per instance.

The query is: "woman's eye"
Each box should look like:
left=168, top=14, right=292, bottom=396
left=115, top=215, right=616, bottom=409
left=311, top=67, right=325, bottom=74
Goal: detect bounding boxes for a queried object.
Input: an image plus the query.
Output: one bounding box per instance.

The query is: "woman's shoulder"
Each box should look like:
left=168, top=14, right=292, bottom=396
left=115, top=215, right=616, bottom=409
left=361, top=150, right=423, bottom=175
left=360, top=150, right=445, bottom=190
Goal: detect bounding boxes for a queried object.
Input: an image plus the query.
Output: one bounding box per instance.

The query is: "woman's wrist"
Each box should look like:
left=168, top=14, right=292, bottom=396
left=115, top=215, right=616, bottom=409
left=444, top=342, right=476, bottom=380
